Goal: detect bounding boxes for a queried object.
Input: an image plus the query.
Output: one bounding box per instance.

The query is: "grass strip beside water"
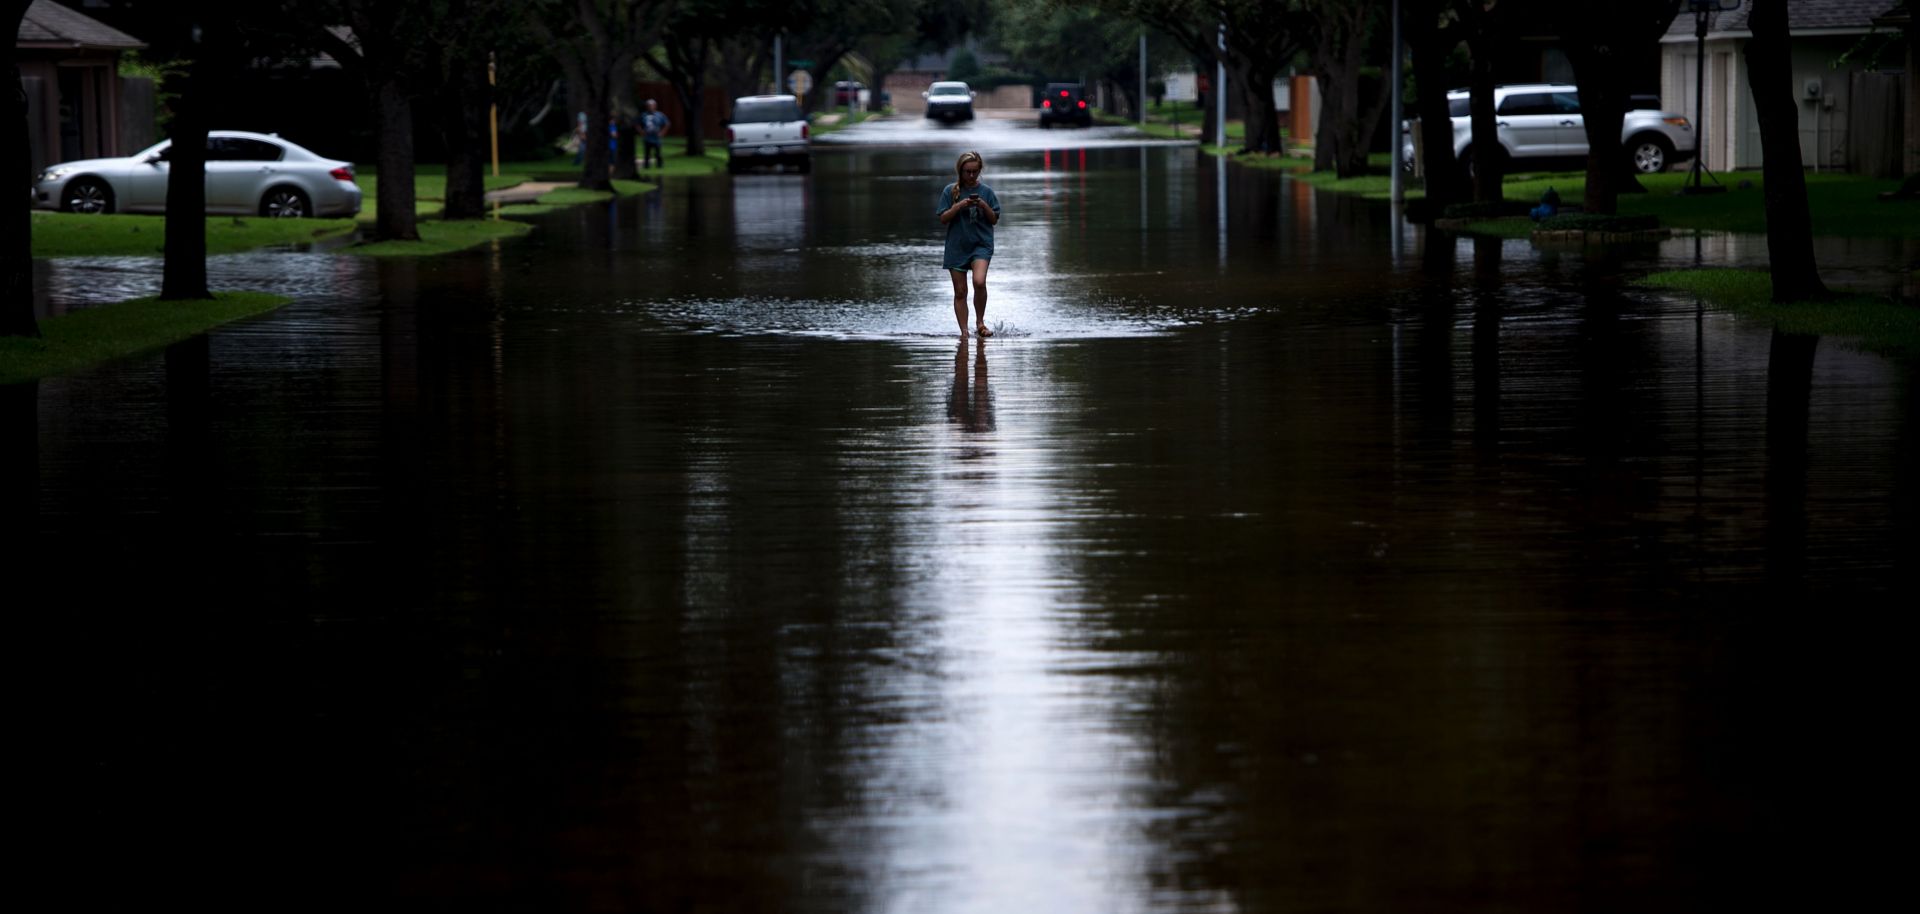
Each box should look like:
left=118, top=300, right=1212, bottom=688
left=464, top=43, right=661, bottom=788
left=30, top=212, right=356, bottom=258
left=0, top=292, right=290, bottom=384
left=1324, top=168, right=1912, bottom=238
left=348, top=219, right=534, bottom=257
left=1638, top=268, right=1920, bottom=357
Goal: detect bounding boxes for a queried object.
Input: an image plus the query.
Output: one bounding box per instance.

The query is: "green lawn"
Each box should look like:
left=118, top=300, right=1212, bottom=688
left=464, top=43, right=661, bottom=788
left=347, top=219, right=534, bottom=257
left=1304, top=164, right=1916, bottom=239
left=29, top=211, right=356, bottom=258
left=0, top=292, right=290, bottom=384
left=518, top=137, right=729, bottom=182
left=1638, top=268, right=1920, bottom=357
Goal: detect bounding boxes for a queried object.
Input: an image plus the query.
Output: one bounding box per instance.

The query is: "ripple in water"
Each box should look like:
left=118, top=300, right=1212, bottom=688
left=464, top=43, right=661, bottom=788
left=632, top=292, right=1253, bottom=340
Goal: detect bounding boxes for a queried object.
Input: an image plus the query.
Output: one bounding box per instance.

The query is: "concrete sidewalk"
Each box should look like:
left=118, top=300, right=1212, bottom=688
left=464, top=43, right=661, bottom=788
left=483, top=181, right=571, bottom=205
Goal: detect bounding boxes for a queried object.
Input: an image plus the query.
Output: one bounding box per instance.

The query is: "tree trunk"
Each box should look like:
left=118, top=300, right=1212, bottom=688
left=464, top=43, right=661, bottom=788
left=1230, top=60, right=1281, bottom=154
left=373, top=77, right=420, bottom=241
left=160, top=61, right=211, bottom=301
left=682, top=86, right=705, bottom=157
left=1466, top=47, right=1504, bottom=203
left=440, top=57, right=489, bottom=220
left=1408, top=17, right=1462, bottom=208
left=611, top=52, right=638, bottom=182
left=1744, top=0, right=1826, bottom=301
left=1577, top=88, right=1628, bottom=214
left=4, top=32, right=37, bottom=337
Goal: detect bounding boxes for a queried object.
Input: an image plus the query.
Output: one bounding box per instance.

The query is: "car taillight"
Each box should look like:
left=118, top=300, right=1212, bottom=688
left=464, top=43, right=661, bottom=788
left=329, top=166, right=354, bottom=181
left=1059, top=90, right=1069, bottom=97
left=1042, top=99, right=1051, bottom=108
left=727, top=127, right=735, bottom=143
left=1077, top=100, right=1086, bottom=109
left=1663, top=116, right=1691, bottom=128
left=801, top=123, right=809, bottom=139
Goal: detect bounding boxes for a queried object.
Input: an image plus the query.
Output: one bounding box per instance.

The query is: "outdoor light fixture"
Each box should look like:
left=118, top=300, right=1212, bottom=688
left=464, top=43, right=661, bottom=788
left=1684, top=0, right=1742, bottom=194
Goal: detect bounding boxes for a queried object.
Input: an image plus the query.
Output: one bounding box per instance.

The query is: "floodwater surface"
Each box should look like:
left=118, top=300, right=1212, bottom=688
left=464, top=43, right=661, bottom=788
left=14, top=116, right=1917, bottom=913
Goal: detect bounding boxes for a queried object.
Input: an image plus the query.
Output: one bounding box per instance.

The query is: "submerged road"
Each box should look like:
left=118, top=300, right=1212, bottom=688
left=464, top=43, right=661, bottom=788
left=14, top=115, right=1917, bottom=912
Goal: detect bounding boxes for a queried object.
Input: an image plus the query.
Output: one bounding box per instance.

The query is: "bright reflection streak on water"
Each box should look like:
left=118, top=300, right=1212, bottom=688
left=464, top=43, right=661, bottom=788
left=17, top=125, right=1919, bottom=913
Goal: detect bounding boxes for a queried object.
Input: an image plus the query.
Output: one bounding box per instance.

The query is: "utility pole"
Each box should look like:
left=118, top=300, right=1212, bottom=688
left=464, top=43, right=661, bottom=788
left=1215, top=23, right=1226, bottom=151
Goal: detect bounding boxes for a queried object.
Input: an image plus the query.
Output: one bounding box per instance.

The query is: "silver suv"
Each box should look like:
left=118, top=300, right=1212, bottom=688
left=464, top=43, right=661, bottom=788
left=1406, top=84, right=1696, bottom=175
left=727, top=95, right=810, bottom=173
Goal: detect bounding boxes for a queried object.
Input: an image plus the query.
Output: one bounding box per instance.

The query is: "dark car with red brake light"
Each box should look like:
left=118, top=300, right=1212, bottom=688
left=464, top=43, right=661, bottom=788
left=1038, top=83, right=1091, bottom=128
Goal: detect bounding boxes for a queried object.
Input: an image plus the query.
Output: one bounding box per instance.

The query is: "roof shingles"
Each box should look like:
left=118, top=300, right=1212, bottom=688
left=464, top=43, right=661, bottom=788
left=17, top=0, right=144, bottom=50
left=1665, top=0, right=1903, bottom=38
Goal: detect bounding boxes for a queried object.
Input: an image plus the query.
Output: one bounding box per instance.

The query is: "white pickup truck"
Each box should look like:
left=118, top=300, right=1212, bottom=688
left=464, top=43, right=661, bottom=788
left=727, top=95, right=811, bottom=174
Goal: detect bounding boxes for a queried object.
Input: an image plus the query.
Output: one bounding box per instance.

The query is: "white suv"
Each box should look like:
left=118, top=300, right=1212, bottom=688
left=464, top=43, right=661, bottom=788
left=727, top=95, right=810, bottom=173
left=1406, top=84, right=1696, bottom=175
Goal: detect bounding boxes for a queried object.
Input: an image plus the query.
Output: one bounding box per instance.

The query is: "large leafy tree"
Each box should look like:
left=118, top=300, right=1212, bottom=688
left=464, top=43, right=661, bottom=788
left=785, top=0, right=928, bottom=113
left=532, top=0, right=674, bottom=190
left=1104, top=0, right=1306, bottom=155
left=1403, top=0, right=1466, bottom=207
left=1456, top=0, right=1519, bottom=203
left=1306, top=0, right=1388, bottom=176
left=428, top=0, right=543, bottom=219
left=306, top=0, right=444, bottom=242
left=1551, top=1, right=1681, bottom=214
left=648, top=1, right=800, bottom=157
left=989, top=0, right=1182, bottom=120
left=1743, top=0, right=1825, bottom=300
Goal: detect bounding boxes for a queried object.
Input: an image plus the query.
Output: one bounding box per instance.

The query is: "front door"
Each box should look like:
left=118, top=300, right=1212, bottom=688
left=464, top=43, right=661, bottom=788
left=1495, top=92, right=1564, bottom=159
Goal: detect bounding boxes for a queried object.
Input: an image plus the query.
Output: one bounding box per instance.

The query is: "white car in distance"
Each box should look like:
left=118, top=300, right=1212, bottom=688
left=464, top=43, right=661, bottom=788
left=726, top=95, right=812, bottom=174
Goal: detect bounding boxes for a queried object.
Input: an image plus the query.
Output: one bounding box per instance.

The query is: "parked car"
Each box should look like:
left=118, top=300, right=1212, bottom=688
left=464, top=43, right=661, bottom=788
left=831, top=80, right=866, bottom=106
left=32, top=130, right=361, bottom=218
left=923, top=81, right=975, bottom=122
left=1401, top=84, right=1696, bottom=176
left=726, top=94, right=811, bottom=173
left=1038, top=82, right=1092, bottom=128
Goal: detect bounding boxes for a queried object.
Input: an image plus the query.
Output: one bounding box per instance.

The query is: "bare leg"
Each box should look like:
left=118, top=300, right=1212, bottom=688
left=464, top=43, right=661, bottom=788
left=950, top=269, right=970, bottom=337
left=970, top=259, right=992, bottom=337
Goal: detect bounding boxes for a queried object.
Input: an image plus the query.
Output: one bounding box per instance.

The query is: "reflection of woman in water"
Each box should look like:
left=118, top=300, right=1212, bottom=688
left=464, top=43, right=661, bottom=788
left=936, top=150, right=1001, bottom=339
left=948, top=337, right=994, bottom=432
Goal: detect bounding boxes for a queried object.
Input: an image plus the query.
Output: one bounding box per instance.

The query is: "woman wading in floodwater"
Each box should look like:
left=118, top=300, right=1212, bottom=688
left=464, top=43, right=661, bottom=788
left=936, top=151, right=1001, bottom=338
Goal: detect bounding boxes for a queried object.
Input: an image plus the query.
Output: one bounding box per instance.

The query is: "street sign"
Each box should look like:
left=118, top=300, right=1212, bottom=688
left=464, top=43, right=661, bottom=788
left=788, top=59, right=813, bottom=68
left=790, top=70, right=813, bottom=98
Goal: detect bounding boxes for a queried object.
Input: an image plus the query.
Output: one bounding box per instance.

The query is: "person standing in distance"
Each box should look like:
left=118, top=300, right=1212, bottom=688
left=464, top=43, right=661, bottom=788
left=936, top=150, right=1001, bottom=338
left=639, top=99, right=670, bottom=170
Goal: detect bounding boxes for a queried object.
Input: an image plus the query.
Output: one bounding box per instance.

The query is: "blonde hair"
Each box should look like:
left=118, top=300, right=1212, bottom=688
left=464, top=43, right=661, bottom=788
left=952, top=151, right=984, bottom=204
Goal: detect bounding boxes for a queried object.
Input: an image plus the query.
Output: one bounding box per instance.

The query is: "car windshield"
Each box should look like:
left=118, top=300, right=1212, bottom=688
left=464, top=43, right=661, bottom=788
left=1448, top=98, right=1471, bottom=117
left=732, top=100, right=802, bottom=123
left=930, top=85, right=969, bottom=96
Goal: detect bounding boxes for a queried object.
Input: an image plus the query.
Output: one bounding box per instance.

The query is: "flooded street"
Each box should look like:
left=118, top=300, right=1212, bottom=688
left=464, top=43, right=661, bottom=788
left=14, top=115, right=1916, bottom=912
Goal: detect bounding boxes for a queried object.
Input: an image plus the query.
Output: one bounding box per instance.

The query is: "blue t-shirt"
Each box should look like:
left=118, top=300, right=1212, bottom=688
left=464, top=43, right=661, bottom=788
left=936, top=182, right=1000, bottom=270
left=639, top=111, right=669, bottom=139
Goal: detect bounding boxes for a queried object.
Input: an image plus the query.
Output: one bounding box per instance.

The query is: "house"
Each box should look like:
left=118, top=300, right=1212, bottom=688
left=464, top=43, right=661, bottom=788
left=16, top=0, right=149, bottom=177
left=1659, top=0, right=1908, bottom=176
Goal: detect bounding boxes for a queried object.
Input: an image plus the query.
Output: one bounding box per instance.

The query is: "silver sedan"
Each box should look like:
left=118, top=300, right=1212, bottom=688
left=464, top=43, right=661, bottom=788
left=32, top=130, right=362, bottom=218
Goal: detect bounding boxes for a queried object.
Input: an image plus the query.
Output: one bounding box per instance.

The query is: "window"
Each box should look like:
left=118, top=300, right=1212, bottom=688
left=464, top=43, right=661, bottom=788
left=1448, top=98, right=1471, bottom=118
left=732, top=99, right=802, bottom=123
left=1497, top=93, right=1556, bottom=116
left=206, top=138, right=283, bottom=161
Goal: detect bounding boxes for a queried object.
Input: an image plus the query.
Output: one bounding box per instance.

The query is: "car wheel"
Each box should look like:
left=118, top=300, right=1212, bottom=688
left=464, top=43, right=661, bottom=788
left=1629, top=135, right=1674, bottom=174
left=62, top=177, right=114, bottom=214
left=261, top=186, right=311, bottom=218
